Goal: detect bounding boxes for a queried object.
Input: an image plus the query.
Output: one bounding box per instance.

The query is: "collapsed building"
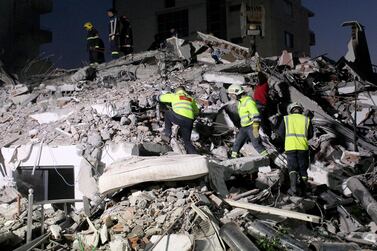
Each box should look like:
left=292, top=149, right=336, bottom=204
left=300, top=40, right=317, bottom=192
left=1, top=21, right=377, bottom=251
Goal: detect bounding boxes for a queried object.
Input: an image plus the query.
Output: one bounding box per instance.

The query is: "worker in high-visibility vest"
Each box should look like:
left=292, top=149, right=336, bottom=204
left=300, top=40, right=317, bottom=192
left=158, top=86, right=199, bottom=154
left=278, top=102, right=314, bottom=196
left=228, top=84, right=268, bottom=158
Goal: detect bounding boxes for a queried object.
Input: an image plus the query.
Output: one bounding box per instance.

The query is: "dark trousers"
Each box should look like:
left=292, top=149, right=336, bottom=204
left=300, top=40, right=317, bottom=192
left=232, top=125, right=266, bottom=154
left=286, top=150, right=309, bottom=177
left=256, top=103, right=271, bottom=136
left=110, top=38, right=120, bottom=59
left=121, top=46, right=133, bottom=56
left=89, top=50, right=105, bottom=64
left=164, top=110, right=197, bottom=154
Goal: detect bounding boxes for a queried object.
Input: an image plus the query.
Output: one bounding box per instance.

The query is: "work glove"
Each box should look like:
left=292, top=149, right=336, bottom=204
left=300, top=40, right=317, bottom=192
left=252, top=122, right=260, bottom=138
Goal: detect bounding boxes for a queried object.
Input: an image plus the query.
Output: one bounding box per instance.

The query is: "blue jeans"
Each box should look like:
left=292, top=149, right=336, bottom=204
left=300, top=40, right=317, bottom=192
left=232, top=125, right=266, bottom=154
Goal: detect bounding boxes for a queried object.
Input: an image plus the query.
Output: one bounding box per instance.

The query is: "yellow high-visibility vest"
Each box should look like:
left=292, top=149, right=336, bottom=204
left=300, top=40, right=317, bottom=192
left=238, top=96, right=260, bottom=127
left=284, top=114, right=310, bottom=151
left=159, top=90, right=199, bottom=120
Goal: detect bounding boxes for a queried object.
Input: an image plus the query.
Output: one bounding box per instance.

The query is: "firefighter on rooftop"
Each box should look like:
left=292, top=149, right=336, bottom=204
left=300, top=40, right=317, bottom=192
left=107, top=8, right=121, bottom=59
left=83, top=22, right=105, bottom=65
left=278, top=102, right=314, bottom=196
left=228, top=84, right=269, bottom=158
left=158, top=86, right=199, bottom=154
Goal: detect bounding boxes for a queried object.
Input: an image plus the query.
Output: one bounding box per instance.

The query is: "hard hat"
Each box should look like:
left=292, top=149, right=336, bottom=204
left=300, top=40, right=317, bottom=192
left=83, top=22, right=93, bottom=30
left=228, top=84, right=244, bottom=95
left=287, top=102, right=304, bottom=114
left=175, top=86, right=186, bottom=93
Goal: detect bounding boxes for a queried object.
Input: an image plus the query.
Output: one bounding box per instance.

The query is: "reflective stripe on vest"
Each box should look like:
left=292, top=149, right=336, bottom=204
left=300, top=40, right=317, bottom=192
left=87, top=36, right=99, bottom=40
left=172, top=96, right=194, bottom=119
left=238, top=96, right=260, bottom=127
left=284, top=114, right=310, bottom=151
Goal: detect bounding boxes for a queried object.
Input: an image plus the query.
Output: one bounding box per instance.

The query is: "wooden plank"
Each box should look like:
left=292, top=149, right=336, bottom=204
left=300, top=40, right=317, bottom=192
left=225, top=199, right=321, bottom=224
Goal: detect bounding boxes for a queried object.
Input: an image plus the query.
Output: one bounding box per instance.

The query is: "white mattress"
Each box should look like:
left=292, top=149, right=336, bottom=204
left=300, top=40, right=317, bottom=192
left=99, top=154, right=209, bottom=194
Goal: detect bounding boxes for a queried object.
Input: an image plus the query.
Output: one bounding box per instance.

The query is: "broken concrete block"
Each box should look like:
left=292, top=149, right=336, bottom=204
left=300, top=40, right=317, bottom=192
left=78, top=159, right=99, bottom=200
left=278, top=50, right=294, bottom=68
left=29, top=109, right=74, bottom=124
left=10, top=93, right=38, bottom=105
left=149, top=234, right=193, bottom=251
left=340, top=151, right=361, bottom=167
left=60, top=84, right=76, bottom=92
left=220, top=156, right=270, bottom=178
left=71, top=67, right=88, bottom=82
left=100, top=224, right=108, bottom=244
left=99, top=155, right=209, bottom=194
left=49, top=225, right=62, bottom=239
left=109, top=236, right=130, bottom=251
left=92, top=103, right=118, bottom=118
left=11, top=86, right=28, bottom=96
left=87, top=131, right=102, bottom=147
left=347, top=177, right=377, bottom=224
left=203, top=72, right=245, bottom=85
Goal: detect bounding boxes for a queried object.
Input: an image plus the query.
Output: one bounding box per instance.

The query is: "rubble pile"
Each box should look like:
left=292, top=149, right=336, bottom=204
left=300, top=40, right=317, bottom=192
left=1, top=31, right=377, bottom=250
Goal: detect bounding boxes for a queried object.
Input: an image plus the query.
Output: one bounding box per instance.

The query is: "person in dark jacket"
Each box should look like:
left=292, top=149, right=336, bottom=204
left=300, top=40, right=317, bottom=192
left=119, top=15, right=133, bottom=56
left=83, top=22, right=105, bottom=65
left=107, top=8, right=121, bottom=59
left=278, top=102, right=314, bottom=196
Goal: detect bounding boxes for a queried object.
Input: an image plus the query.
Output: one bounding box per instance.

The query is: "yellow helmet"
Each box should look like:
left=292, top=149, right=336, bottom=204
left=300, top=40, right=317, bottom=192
left=83, top=22, right=93, bottom=30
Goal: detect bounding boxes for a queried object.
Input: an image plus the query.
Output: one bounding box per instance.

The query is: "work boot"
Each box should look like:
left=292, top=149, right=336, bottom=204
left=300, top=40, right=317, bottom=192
left=300, top=176, right=308, bottom=196
left=161, top=134, right=171, bottom=144
left=288, top=171, right=298, bottom=196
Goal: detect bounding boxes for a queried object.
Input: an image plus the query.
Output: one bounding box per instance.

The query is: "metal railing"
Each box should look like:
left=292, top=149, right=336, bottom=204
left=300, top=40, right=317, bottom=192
left=26, top=189, right=90, bottom=245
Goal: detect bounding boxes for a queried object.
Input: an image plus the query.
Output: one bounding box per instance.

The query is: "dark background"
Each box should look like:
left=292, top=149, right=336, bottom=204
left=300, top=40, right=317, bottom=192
left=40, top=0, right=377, bottom=69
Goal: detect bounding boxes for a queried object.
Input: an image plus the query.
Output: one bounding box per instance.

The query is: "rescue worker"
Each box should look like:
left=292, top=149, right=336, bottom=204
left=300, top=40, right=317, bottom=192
left=253, top=71, right=270, bottom=136
left=278, top=102, right=314, bottom=196
left=228, top=84, right=268, bottom=158
left=107, top=8, right=121, bottom=59
left=158, top=86, right=199, bottom=154
left=83, top=22, right=105, bottom=65
left=119, top=15, right=133, bottom=56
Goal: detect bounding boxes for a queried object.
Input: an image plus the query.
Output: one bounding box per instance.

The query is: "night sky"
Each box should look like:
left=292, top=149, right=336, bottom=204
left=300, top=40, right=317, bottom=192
left=41, top=0, right=377, bottom=69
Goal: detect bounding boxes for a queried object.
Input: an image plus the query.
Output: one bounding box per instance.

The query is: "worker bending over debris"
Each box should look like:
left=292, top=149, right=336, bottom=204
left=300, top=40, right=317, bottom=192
left=278, top=102, right=313, bottom=196
left=83, top=22, right=105, bottom=65
left=228, top=84, right=268, bottom=158
left=158, top=86, right=199, bottom=154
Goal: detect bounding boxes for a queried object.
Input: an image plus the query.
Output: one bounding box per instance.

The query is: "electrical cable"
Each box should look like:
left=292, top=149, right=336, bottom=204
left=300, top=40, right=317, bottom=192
left=47, top=147, right=75, bottom=187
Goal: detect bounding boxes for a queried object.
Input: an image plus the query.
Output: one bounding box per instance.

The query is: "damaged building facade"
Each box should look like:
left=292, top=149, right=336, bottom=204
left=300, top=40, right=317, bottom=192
left=0, top=0, right=52, bottom=74
left=1, top=6, right=377, bottom=250
left=115, top=0, right=315, bottom=57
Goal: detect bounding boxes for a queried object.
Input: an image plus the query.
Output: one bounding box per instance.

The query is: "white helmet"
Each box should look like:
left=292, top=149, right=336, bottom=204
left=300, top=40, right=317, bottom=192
left=227, top=84, right=244, bottom=95
left=287, top=102, right=304, bottom=114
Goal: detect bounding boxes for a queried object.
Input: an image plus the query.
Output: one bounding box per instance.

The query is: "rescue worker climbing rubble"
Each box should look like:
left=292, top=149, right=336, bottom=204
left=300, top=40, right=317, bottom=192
left=228, top=84, right=269, bottom=158
left=107, top=8, right=121, bottom=59
left=278, top=102, right=314, bottom=196
left=83, top=22, right=105, bottom=65
left=158, top=86, right=199, bottom=154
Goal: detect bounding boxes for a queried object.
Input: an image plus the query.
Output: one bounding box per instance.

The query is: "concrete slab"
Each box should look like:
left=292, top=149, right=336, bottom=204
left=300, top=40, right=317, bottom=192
left=150, top=234, right=193, bottom=251
left=203, top=72, right=245, bottom=85
left=220, top=156, right=270, bottom=177
left=29, top=109, right=74, bottom=124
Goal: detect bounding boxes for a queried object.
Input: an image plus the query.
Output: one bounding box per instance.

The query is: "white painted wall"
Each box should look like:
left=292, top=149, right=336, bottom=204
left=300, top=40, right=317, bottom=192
left=0, top=142, right=138, bottom=207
